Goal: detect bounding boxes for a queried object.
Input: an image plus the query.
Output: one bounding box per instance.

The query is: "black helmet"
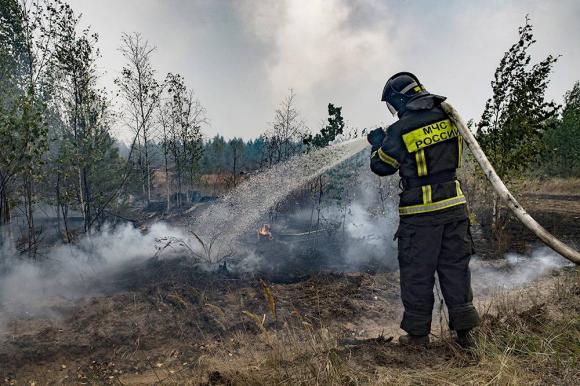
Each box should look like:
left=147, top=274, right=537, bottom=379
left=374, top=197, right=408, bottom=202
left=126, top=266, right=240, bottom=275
left=381, top=72, right=427, bottom=115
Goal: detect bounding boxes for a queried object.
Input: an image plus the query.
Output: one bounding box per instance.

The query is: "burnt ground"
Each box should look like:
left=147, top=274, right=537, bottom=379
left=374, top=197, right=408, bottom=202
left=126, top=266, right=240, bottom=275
left=0, top=265, right=403, bottom=384
left=0, top=194, right=579, bottom=385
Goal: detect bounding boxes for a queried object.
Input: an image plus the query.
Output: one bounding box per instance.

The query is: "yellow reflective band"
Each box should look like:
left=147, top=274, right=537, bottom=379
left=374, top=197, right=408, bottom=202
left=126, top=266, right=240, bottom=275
left=399, top=195, right=467, bottom=215
left=402, top=119, right=460, bottom=153
left=377, top=148, right=400, bottom=168
left=456, top=180, right=463, bottom=196
left=415, top=149, right=427, bottom=176
left=458, top=136, right=464, bottom=168
left=370, top=150, right=377, bottom=159
left=422, top=185, right=432, bottom=204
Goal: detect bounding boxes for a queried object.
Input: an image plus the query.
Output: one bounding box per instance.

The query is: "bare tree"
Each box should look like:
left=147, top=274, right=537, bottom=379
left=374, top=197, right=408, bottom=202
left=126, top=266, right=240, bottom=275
left=115, top=32, right=162, bottom=204
left=263, top=89, right=307, bottom=166
left=157, top=100, right=172, bottom=211
left=160, top=73, right=207, bottom=209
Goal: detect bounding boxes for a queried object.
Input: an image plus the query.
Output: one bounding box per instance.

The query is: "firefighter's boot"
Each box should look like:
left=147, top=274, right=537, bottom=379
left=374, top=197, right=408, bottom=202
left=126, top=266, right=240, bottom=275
left=398, top=334, right=429, bottom=346
left=456, top=329, right=475, bottom=348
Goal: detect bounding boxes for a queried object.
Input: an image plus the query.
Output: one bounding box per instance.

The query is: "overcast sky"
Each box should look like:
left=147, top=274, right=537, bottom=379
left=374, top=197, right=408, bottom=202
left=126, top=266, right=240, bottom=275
left=66, top=0, right=580, bottom=140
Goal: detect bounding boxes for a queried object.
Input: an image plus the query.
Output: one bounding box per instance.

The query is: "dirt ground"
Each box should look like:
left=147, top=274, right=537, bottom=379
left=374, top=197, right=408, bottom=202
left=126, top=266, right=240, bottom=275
left=1, top=193, right=579, bottom=385
left=0, top=264, right=401, bottom=383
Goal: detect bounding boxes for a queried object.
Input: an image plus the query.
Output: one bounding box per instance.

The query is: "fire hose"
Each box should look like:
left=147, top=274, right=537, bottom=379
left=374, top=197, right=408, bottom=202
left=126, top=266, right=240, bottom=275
left=441, top=101, right=580, bottom=265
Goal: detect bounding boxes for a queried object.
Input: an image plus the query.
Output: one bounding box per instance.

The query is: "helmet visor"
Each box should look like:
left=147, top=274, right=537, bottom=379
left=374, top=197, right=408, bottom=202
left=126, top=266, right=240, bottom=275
left=386, top=101, right=397, bottom=116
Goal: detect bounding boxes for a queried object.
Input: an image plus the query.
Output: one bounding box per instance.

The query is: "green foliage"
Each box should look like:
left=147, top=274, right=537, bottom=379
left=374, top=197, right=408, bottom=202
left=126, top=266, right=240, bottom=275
left=303, top=103, right=345, bottom=149
left=0, top=0, right=26, bottom=94
left=542, top=81, right=580, bottom=176
left=0, top=0, right=133, bottom=240
left=50, top=4, right=115, bottom=230
left=199, top=135, right=266, bottom=174
left=201, top=135, right=227, bottom=173
left=476, top=17, right=559, bottom=179
left=0, top=93, right=47, bottom=174
left=243, top=137, right=266, bottom=169
left=0, top=0, right=51, bottom=231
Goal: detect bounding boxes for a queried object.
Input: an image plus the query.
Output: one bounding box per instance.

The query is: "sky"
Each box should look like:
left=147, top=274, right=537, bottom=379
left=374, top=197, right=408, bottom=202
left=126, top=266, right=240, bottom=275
left=66, top=0, right=580, bottom=141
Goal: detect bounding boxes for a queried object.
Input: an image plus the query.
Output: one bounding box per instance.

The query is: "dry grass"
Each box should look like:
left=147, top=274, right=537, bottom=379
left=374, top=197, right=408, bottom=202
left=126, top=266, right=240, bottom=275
left=4, top=266, right=577, bottom=385
left=458, top=153, right=580, bottom=197
left=519, top=177, right=580, bottom=196
left=142, top=270, right=580, bottom=386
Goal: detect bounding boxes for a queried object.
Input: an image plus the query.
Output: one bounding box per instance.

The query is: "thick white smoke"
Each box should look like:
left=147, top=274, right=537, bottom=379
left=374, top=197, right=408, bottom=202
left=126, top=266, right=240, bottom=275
left=0, top=223, right=191, bottom=324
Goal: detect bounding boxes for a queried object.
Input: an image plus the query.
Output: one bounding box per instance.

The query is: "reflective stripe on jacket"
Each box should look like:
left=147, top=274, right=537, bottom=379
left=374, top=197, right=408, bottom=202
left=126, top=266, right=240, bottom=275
left=370, top=94, right=465, bottom=216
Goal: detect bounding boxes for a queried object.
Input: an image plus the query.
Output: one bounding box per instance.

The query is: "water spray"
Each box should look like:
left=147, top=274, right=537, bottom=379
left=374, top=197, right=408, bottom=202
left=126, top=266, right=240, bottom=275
left=192, top=137, right=368, bottom=252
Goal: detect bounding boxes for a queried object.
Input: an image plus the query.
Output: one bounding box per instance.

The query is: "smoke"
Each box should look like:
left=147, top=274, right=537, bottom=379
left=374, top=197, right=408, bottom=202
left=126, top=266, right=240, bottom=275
left=0, top=223, right=191, bottom=323
left=235, top=0, right=398, bottom=133
left=230, top=161, right=402, bottom=274
left=234, top=198, right=400, bottom=274
left=344, top=168, right=400, bottom=267
left=239, top=0, right=396, bottom=96
left=471, top=247, right=573, bottom=291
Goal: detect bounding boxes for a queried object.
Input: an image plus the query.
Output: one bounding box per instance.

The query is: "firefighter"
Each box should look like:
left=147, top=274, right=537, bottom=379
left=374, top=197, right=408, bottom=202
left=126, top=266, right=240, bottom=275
left=368, top=72, right=480, bottom=347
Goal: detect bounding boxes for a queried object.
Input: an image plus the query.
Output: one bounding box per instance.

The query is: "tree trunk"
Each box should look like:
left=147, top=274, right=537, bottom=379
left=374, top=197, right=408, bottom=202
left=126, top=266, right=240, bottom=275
left=137, top=139, right=146, bottom=199
left=441, top=101, right=580, bottom=264
left=232, top=147, right=238, bottom=187
left=61, top=203, right=71, bottom=243
left=143, top=130, right=151, bottom=204
left=1, top=194, right=9, bottom=225
left=164, top=152, right=170, bottom=212
left=79, top=167, right=92, bottom=233
left=24, top=176, right=36, bottom=258
left=78, top=167, right=85, bottom=222
left=0, top=177, right=10, bottom=225
left=316, top=176, right=323, bottom=230
left=491, top=191, right=499, bottom=234
left=56, top=171, right=62, bottom=236
left=81, top=167, right=91, bottom=233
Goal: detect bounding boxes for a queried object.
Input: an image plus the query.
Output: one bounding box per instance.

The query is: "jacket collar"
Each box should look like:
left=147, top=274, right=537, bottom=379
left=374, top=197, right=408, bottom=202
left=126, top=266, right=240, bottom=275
left=398, top=94, right=447, bottom=118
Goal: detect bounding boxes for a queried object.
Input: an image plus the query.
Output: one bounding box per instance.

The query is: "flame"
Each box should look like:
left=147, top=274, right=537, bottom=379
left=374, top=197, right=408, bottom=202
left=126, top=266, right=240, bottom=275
left=258, top=224, right=273, bottom=240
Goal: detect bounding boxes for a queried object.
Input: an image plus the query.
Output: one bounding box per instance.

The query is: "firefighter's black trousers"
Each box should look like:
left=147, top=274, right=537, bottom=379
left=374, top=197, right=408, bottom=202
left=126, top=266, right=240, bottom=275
left=397, top=218, right=480, bottom=336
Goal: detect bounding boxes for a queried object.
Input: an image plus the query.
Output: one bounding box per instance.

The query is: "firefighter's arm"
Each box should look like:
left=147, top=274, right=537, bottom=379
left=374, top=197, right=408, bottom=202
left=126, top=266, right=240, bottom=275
left=369, top=126, right=402, bottom=176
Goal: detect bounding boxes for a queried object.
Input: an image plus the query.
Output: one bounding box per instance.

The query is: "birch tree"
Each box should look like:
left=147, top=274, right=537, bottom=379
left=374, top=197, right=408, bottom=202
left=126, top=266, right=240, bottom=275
left=51, top=3, right=124, bottom=232
left=161, top=73, right=206, bottom=208
left=115, top=32, right=162, bottom=204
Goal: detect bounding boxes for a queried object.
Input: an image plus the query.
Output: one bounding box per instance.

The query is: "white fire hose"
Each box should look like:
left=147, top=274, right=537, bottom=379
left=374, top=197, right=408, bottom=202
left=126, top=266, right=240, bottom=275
left=441, top=101, right=580, bottom=265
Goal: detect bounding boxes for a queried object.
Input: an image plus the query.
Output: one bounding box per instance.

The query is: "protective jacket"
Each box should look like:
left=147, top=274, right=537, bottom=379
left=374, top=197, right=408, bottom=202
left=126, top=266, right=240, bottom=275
left=370, top=94, right=466, bottom=218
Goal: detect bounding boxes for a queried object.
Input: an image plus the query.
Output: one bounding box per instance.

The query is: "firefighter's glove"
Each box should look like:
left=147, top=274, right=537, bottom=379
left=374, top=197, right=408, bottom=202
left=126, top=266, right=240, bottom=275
left=367, top=127, right=385, bottom=147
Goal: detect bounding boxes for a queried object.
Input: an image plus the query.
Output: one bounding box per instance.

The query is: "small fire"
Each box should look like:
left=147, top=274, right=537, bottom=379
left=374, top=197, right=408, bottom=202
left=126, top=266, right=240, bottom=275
left=258, top=224, right=273, bottom=240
